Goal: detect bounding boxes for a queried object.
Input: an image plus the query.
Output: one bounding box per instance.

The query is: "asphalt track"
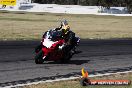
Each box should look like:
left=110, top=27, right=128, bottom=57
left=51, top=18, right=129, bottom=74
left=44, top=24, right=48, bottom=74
left=0, top=39, right=132, bottom=87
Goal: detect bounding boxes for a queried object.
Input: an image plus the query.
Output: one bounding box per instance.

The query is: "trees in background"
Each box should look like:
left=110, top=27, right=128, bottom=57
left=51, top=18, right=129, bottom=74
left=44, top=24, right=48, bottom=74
left=96, top=0, right=132, bottom=13
left=33, top=0, right=132, bottom=13
left=124, top=0, right=132, bottom=13
left=33, top=0, right=98, bottom=5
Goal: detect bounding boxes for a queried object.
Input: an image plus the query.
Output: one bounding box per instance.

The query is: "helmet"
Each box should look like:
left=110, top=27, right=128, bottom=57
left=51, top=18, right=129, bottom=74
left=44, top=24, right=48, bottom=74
left=61, top=20, right=68, bottom=26
left=61, top=20, right=70, bottom=34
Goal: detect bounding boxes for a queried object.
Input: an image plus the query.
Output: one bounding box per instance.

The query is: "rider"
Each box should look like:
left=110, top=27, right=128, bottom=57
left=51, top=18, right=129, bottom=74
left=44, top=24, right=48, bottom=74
left=54, top=20, right=73, bottom=42
left=54, top=20, right=78, bottom=52
left=42, top=20, right=69, bottom=40
left=35, top=20, right=77, bottom=53
left=54, top=20, right=69, bottom=31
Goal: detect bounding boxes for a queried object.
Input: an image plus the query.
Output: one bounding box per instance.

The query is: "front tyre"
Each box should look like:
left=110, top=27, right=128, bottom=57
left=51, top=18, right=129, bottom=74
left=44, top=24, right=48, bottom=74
left=35, top=44, right=42, bottom=53
left=35, top=50, right=44, bottom=64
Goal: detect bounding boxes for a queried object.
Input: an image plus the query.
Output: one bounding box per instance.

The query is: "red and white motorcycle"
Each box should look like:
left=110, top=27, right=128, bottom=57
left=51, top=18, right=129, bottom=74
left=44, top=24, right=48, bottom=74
left=34, top=30, right=78, bottom=64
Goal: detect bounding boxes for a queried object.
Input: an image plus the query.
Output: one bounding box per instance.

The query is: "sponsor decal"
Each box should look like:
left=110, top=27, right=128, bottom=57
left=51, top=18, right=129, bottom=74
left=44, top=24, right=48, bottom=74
left=0, top=0, right=16, bottom=6
left=80, top=68, right=131, bottom=86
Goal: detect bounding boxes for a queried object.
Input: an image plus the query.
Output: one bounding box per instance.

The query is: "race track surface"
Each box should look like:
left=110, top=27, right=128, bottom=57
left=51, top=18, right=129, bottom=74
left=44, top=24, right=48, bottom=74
left=0, top=39, right=132, bottom=87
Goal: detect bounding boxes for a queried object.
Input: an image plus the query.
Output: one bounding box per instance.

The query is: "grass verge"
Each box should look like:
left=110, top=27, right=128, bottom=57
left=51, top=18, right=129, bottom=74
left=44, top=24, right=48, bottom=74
left=22, top=72, right=132, bottom=88
left=0, top=11, right=132, bottom=40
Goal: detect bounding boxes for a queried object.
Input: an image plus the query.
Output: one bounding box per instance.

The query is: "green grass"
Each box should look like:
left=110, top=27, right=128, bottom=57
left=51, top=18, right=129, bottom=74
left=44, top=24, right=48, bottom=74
left=0, top=11, right=132, bottom=40
left=23, top=72, right=132, bottom=88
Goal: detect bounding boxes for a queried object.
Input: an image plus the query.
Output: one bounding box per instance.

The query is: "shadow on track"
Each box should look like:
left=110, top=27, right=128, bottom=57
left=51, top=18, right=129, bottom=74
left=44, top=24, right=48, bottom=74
left=44, top=59, right=90, bottom=65
left=40, top=50, right=90, bottom=65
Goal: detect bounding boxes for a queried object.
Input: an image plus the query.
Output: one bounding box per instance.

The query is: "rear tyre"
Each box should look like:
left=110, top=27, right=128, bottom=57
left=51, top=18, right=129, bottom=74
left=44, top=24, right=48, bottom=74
left=60, top=51, right=72, bottom=63
left=35, top=50, right=44, bottom=64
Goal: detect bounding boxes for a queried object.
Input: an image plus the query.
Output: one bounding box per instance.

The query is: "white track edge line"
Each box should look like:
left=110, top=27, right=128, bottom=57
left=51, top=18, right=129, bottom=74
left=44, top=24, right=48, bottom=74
left=3, top=70, right=132, bottom=88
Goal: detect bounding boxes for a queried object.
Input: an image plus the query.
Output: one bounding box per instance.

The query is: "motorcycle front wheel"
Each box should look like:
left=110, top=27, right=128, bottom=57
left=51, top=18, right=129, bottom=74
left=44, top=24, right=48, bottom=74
left=35, top=50, right=44, bottom=64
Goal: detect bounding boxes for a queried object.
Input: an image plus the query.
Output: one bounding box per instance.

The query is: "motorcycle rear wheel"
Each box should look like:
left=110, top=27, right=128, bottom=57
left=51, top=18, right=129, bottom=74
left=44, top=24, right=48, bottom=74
left=35, top=50, right=44, bottom=64
left=60, top=51, right=72, bottom=63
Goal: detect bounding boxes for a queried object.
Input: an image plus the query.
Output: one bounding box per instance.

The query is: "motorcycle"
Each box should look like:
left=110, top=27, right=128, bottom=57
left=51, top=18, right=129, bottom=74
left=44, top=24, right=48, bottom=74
left=34, top=30, right=80, bottom=64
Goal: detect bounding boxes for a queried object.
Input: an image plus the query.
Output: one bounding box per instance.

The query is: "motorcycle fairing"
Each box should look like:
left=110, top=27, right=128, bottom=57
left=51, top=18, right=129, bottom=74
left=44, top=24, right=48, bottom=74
left=43, top=38, right=58, bottom=48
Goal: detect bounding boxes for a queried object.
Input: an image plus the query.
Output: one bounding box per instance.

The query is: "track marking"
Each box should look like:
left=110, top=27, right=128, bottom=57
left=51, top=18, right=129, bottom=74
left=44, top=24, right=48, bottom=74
left=2, top=70, right=132, bottom=88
